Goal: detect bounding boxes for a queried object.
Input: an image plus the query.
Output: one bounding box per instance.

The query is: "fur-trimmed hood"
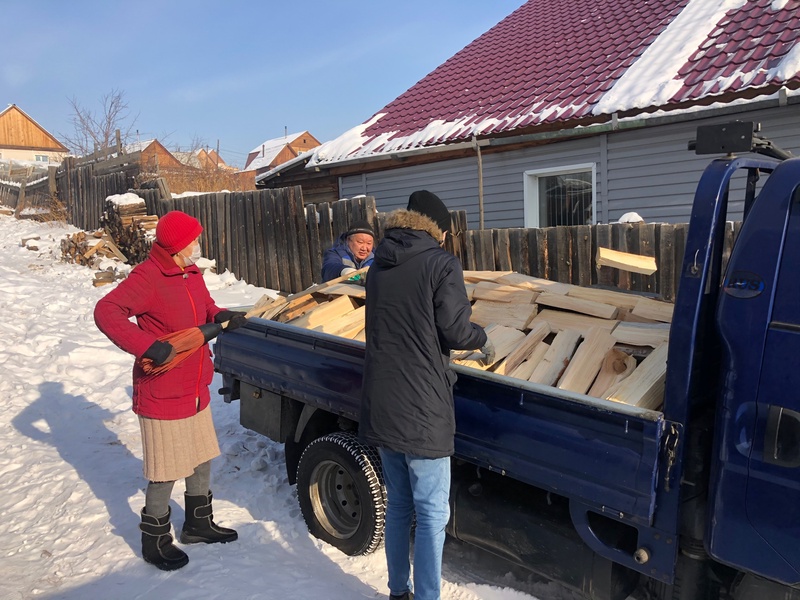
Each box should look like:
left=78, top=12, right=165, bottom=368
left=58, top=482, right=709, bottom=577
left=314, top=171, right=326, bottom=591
left=373, top=210, right=444, bottom=269
left=384, top=209, right=443, bottom=241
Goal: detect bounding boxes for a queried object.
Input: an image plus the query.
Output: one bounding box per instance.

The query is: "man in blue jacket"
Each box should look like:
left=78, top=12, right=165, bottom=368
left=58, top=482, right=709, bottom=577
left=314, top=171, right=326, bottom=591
left=360, top=190, right=493, bottom=600
left=321, top=219, right=376, bottom=282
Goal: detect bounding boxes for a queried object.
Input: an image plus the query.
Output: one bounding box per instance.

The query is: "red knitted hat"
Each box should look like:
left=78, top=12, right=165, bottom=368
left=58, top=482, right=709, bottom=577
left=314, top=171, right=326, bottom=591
left=155, top=211, right=203, bottom=254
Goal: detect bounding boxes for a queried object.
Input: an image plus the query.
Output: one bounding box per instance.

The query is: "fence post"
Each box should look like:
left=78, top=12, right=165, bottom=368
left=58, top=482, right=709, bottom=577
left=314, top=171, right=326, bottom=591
left=13, top=180, right=26, bottom=219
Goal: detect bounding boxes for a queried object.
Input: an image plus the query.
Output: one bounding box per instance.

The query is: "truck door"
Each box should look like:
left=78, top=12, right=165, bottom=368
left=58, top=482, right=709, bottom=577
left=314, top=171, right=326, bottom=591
left=712, top=159, right=800, bottom=584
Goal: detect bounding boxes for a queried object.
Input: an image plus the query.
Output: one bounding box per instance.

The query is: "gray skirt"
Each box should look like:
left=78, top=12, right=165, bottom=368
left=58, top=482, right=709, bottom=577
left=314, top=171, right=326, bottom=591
left=138, top=405, right=220, bottom=482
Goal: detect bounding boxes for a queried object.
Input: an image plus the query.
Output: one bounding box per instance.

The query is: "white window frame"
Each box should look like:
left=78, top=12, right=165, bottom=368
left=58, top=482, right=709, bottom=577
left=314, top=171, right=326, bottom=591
left=523, top=163, right=597, bottom=228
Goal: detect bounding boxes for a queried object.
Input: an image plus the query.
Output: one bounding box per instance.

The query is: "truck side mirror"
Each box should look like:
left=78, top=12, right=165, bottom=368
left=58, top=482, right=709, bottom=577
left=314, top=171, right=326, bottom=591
left=764, top=405, right=800, bottom=468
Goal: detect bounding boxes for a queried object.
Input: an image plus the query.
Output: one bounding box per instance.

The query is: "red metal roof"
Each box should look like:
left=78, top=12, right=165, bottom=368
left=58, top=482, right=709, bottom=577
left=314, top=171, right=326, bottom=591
left=673, top=0, right=800, bottom=102
left=310, top=0, right=800, bottom=167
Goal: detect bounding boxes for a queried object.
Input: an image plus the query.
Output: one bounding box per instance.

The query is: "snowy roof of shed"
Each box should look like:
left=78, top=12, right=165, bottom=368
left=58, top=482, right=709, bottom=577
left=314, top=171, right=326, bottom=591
left=308, top=0, right=800, bottom=168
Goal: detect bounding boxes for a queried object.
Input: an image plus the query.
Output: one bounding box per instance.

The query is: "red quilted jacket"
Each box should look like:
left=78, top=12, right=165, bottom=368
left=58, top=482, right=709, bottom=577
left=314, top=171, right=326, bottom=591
left=94, top=243, right=222, bottom=419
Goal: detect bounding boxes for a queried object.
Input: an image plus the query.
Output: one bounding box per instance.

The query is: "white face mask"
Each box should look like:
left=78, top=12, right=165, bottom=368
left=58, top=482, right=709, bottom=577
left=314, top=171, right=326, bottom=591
left=182, top=243, right=202, bottom=266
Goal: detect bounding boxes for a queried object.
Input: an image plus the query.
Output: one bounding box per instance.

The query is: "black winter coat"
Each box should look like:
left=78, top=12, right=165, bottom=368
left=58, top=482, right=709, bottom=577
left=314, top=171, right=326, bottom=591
left=359, top=210, right=487, bottom=458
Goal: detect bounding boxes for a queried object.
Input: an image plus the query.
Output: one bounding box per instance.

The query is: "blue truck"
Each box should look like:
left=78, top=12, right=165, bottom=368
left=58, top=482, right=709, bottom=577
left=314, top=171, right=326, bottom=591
left=213, top=122, right=800, bottom=600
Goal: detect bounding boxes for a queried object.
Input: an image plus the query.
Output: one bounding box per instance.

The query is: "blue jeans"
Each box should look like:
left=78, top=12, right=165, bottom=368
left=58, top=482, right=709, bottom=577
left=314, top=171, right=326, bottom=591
left=379, top=448, right=451, bottom=600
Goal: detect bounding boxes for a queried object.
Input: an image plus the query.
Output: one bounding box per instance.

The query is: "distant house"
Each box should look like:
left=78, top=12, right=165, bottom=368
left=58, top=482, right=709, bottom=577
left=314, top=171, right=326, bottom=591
left=244, top=131, right=321, bottom=176
left=126, top=139, right=184, bottom=173
left=0, top=104, right=68, bottom=165
left=265, top=0, right=800, bottom=227
left=174, top=148, right=237, bottom=172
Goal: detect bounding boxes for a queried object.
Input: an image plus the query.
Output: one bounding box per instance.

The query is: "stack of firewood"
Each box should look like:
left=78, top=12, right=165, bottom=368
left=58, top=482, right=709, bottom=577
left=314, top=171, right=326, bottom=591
left=100, top=196, right=156, bottom=264
left=61, top=230, right=127, bottom=266
left=245, top=265, right=672, bottom=411
left=60, top=230, right=131, bottom=286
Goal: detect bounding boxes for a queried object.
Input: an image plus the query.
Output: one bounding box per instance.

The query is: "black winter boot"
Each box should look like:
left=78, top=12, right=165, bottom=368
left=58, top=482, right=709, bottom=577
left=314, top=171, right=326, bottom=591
left=140, top=507, right=189, bottom=571
left=180, top=491, right=238, bottom=544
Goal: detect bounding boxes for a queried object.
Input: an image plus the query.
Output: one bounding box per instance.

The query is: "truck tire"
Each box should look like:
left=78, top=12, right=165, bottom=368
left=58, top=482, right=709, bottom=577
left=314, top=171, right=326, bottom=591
left=296, top=432, right=385, bottom=556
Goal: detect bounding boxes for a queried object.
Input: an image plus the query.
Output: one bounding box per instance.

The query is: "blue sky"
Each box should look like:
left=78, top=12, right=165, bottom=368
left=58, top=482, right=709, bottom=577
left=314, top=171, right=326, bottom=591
left=3, top=1, right=525, bottom=167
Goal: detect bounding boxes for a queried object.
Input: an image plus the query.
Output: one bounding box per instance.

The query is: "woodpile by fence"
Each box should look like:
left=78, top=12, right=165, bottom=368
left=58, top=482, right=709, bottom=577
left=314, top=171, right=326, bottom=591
left=60, top=230, right=127, bottom=265
left=100, top=196, right=156, bottom=264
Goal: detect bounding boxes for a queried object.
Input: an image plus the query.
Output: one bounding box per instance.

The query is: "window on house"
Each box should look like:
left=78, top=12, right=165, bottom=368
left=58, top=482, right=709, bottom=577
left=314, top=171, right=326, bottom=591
left=34, top=155, right=49, bottom=163
left=524, top=164, right=596, bottom=228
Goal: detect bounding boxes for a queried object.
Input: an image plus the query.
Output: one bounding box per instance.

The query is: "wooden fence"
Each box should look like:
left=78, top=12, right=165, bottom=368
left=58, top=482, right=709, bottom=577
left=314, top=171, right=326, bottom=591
left=133, top=187, right=382, bottom=293
left=55, top=155, right=140, bottom=231
left=1, top=154, right=734, bottom=301
left=457, top=221, right=696, bottom=302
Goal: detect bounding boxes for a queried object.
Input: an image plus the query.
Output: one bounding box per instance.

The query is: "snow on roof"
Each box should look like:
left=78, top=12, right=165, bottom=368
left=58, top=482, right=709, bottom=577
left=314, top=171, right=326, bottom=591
left=308, top=0, right=800, bottom=169
left=243, top=132, right=306, bottom=172
left=254, top=152, right=312, bottom=183
left=124, top=139, right=155, bottom=154
left=172, top=150, right=202, bottom=168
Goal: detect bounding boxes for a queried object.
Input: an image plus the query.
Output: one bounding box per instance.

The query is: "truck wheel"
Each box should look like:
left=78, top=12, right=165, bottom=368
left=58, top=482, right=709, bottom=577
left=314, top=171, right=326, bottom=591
left=296, top=432, right=385, bottom=556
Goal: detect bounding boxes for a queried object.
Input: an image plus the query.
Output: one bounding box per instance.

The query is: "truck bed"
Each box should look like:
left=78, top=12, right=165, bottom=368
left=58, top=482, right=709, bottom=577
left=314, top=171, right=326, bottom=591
left=214, top=317, right=665, bottom=525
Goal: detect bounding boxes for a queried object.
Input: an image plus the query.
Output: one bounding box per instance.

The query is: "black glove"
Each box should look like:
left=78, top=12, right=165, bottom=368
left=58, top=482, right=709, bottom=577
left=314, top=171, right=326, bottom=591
left=142, top=340, right=176, bottom=366
left=215, top=310, right=248, bottom=331
left=198, top=322, right=223, bottom=343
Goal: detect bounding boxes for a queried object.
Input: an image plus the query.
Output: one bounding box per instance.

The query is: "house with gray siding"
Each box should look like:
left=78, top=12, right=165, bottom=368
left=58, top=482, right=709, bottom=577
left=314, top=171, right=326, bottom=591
left=260, top=0, right=800, bottom=229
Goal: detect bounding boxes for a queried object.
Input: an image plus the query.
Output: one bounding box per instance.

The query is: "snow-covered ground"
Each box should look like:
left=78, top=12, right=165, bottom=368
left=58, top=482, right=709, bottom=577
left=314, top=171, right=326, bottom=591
left=0, top=214, right=580, bottom=600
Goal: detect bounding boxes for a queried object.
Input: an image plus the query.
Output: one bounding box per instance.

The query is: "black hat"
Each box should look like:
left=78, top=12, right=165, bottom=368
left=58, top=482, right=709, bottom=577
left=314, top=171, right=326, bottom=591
left=407, top=190, right=451, bottom=233
left=346, top=219, right=375, bottom=238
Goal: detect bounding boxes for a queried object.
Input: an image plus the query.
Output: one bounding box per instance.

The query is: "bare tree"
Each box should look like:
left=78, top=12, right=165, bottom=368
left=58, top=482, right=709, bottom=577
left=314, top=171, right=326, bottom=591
left=60, top=89, right=139, bottom=156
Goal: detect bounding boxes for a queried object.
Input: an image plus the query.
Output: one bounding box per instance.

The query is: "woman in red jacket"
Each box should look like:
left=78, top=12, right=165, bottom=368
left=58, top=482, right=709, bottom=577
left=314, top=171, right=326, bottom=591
left=94, top=210, right=246, bottom=571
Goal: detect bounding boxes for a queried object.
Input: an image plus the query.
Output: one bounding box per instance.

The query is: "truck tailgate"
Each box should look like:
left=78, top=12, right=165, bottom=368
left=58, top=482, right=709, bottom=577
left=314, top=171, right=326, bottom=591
left=453, top=367, right=664, bottom=525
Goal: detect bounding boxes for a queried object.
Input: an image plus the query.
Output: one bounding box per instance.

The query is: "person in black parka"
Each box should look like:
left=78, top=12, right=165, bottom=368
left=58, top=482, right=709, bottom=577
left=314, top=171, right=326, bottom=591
left=360, top=190, right=491, bottom=600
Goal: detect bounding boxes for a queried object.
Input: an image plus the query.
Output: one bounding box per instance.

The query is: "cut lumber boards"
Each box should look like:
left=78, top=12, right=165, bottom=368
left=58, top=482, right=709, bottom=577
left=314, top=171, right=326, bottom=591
left=535, top=292, right=618, bottom=320
left=565, top=286, right=641, bottom=311
left=508, top=342, right=550, bottom=379
left=453, top=324, right=525, bottom=370
left=470, top=300, right=537, bottom=330
left=289, top=295, right=357, bottom=329
left=495, top=273, right=572, bottom=295
left=529, top=330, right=582, bottom=386
left=529, top=309, right=619, bottom=335
left=596, top=247, right=657, bottom=275
left=557, top=328, right=618, bottom=395
left=472, top=281, right=537, bottom=304
left=249, top=267, right=675, bottom=412
left=604, top=343, right=668, bottom=409
left=588, top=349, right=637, bottom=398
left=494, top=322, right=551, bottom=376
left=612, top=322, right=670, bottom=348
left=463, top=270, right=513, bottom=282
left=322, top=283, right=367, bottom=299
left=312, top=305, right=365, bottom=338
left=631, top=297, right=674, bottom=323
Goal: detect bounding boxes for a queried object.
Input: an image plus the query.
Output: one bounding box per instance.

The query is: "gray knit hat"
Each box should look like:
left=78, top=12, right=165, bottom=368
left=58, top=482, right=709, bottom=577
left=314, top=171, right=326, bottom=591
left=346, top=219, right=375, bottom=238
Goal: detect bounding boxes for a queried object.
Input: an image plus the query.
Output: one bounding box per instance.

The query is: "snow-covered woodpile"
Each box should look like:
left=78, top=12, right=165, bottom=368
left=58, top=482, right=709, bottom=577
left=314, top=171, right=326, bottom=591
left=99, top=193, right=156, bottom=264
left=246, top=268, right=672, bottom=411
